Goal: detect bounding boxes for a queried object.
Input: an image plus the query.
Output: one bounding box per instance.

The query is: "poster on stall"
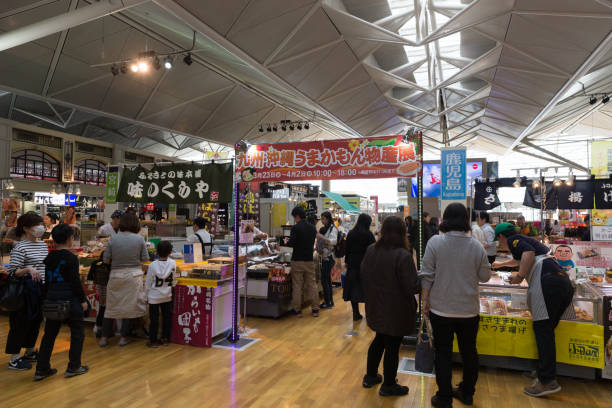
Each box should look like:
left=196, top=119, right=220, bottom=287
left=592, top=209, right=612, bottom=241
left=240, top=220, right=255, bottom=244
left=440, top=148, right=466, bottom=200
left=590, top=140, right=612, bottom=176
left=594, top=178, right=612, bottom=210
left=603, top=294, right=612, bottom=379
left=235, top=135, right=420, bottom=182
left=454, top=316, right=604, bottom=368
left=549, top=241, right=612, bottom=272
left=172, top=285, right=213, bottom=347
left=239, top=182, right=260, bottom=227
left=116, top=163, right=232, bottom=204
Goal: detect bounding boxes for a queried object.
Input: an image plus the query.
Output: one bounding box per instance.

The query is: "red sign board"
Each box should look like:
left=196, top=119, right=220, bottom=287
left=236, top=136, right=420, bottom=182
left=172, top=285, right=213, bottom=347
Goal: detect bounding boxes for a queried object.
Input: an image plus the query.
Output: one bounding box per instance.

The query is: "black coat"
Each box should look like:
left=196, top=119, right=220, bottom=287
left=360, top=245, right=418, bottom=337
left=342, top=229, right=375, bottom=303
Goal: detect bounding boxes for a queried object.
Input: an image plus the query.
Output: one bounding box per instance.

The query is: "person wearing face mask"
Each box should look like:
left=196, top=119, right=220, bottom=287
left=5, top=212, right=48, bottom=371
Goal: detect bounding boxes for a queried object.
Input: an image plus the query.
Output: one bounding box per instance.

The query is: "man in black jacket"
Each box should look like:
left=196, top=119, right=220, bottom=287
left=34, top=224, right=89, bottom=381
left=288, top=206, right=319, bottom=317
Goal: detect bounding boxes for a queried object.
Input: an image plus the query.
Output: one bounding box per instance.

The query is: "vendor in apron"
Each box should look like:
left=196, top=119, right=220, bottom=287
left=491, top=223, right=574, bottom=399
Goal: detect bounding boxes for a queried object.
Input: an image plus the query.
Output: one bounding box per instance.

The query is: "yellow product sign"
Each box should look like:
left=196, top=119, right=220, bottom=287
left=590, top=140, right=612, bottom=176
left=453, top=315, right=604, bottom=369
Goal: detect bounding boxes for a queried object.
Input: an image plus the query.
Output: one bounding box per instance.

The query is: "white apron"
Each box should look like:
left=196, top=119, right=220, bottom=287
left=105, top=267, right=146, bottom=319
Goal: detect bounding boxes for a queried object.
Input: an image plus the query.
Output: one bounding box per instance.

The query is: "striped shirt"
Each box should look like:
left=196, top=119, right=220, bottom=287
left=9, top=240, right=49, bottom=283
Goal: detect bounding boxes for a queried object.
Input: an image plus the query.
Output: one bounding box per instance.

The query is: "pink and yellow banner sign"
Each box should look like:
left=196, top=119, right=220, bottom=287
left=235, top=136, right=420, bottom=182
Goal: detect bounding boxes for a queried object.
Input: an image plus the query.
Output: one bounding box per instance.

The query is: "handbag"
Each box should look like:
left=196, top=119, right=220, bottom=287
left=42, top=299, right=72, bottom=321
left=0, top=279, right=25, bottom=311
left=414, top=314, right=435, bottom=373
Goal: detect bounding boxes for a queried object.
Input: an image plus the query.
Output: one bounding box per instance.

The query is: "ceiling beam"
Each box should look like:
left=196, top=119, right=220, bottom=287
left=136, top=69, right=169, bottom=119
left=153, top=0, right=362, bottom=138
left=0, top=0, right=148, bottom=52
left=263, top=0, right=322, bottom=66
left=519, top=140, right=588, bottom=172
left=509, top=31, right=612, bottom=151
left=42, top=0, right=79, bottom=97
left=196, top=86, right=238, bottom=134
left=0, top=0, right=59, bottom=20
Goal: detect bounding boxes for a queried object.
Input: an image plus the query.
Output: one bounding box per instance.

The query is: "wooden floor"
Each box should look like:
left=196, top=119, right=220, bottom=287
left=1, top=291, right=611, bottom=408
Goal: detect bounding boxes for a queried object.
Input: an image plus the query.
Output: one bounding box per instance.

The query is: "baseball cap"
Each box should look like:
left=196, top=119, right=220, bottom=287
left=494, top=222, right=517, bottom=239
left=111, top=210, right=125, bottom=219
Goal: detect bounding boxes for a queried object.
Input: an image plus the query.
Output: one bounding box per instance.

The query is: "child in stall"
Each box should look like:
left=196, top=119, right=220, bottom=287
left=145, top=241, right=176, bottom=347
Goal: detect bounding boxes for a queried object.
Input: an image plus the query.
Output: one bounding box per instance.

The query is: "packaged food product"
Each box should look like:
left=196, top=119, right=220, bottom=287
left=573, top=306, right=593, bottom=321
left=491, top=298, right=507, bottom=316
left=520, top=310, right=532, bottom=318
left=589, top=275, right=603, bottom=283
left=479, top=298, right=491, bottom=314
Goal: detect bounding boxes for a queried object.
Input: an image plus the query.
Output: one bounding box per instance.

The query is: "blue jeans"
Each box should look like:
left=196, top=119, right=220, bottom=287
left=321, top=257, right=334, bottom=305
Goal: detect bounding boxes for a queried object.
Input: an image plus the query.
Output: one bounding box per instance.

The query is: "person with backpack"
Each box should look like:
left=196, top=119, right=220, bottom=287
left=35, top=224, right=89, bottom=380
left=316, top=211, right=338, bottom=309
left=187, top=217, right=212, bottom=258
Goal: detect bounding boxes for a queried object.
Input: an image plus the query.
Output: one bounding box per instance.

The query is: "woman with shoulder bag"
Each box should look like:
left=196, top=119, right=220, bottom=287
left=360, top=216, right=419, bottom=397
left=343, top=213, right=375, bottom=321
left=420, top=203, right=491, bottom=408
left=4, top=212, right=47, bottom=371
left=99, top=212, right=149, bottom=347
left=35, top=224, right=89, bottom=380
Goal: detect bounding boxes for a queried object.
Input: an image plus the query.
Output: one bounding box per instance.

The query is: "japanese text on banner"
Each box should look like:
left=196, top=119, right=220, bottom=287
left=441, top=148, right=467, bottom=200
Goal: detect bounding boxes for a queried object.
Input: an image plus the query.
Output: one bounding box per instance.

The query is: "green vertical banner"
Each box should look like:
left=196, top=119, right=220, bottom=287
left=105, top=166, right=119, bottom=204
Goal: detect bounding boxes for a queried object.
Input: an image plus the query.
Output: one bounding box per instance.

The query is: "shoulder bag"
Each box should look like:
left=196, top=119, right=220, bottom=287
left=414, top=314, right=435, bottom=373
left=0, top=278, right=25, bottom=311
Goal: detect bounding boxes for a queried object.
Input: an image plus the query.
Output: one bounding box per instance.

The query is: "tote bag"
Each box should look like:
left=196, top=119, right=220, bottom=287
left=0, top=279, right=25, bottom=311
left=414, top=314, right=435, bottom=373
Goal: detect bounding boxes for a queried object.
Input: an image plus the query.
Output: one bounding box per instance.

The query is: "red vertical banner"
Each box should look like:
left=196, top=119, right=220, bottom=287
left=370, top=195, right=378, bottom=214
left=172, top=285, right=213, bottom=347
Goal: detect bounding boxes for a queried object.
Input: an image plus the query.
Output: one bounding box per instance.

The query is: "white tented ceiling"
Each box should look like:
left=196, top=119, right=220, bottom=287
left=0, top=0, right=610, bottom=166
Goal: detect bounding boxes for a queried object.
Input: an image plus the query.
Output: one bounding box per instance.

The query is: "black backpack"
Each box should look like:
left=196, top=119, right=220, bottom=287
left=334, top=229, right=346, bottom=258
left=87, top=254, right=110, bottom=286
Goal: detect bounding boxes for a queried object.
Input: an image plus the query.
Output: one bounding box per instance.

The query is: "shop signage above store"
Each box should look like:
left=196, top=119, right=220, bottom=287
left=235, top=135, right=420, bottom=182
left=105, top=166, right=119, bottom=204
left=440, top=147, right=466, bottom=200
left=34, top=192, right=77, bottom=206
left=116, top=163, right=233, bottom=204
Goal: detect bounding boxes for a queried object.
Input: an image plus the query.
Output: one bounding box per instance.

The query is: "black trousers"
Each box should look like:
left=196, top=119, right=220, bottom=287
left=37, top=301, right=84, bottom=372
left=149, top=301, right=172, bottom=343
left=429, top=312, right=480, bottom=404
left=487, top=255, right=497, bottom=265
left=5, top=307, right=42, bottom=355
left=533, top=272, right=574, bottom=384
left=102, top=318, right=132, bottom=338
left=366, top=332, right=403, bottom=386
left=95, top=306, right=106, bottom=327
left=320, top=257, right=334, bottom=305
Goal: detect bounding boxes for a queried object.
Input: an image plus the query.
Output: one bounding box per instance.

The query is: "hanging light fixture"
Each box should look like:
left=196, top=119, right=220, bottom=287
left=552, top=169, right=562, bottom=187
left=50, top=184, right=56, bottom=194
left=7, top=180, right=14, bottom=190
left=532, top=177, right=541, bottom=189
left=566, top=170, right=575, bottom=186
left=513, top=170, right=521, bottom=188
left=75, top=185, right=81, bottom=196
left=68, top=184, right=74, bottom=194
left=164, top=56, right=173, bottom=69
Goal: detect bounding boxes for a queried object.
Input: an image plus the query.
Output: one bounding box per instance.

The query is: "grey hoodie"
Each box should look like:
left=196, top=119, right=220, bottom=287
left=145, top=259, right=176, bottom=304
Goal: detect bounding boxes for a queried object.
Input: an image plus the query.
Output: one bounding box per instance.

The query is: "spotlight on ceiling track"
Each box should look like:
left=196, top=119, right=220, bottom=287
left=552, top=169, right=562, bottom=187
left=513, top=170, right=521, bottom=188
left=120, top=63, right=128, bottom=74
left=164, top=57, right=173, bottom=69
left=304, top=122, right=309, bottom=130
left=183, top=53, right=193, bottom=66
left=110, top=64, right=119, bottom=76
left=297, top=122, right=302, bottom=130
left=266, top=124, right=271, bottom=132
left=130, top=63, right=139, bottom=73
left=272, top=124, right=278, bottom=132
left=153, top=56, right=161, bottom=71
left=258, top=125, right=263, bottom=133
left=281, top=122, right=287, bottom=131
left=138, top=61, right=149, bottom=72
left=566, top=171, right=575, bottom=187
left=589, top=96, right=598, bottom=105
left=532, top=177, right=541, bottom=189
left=603, top=95, right=610, bottom=104
left=289, top=123, right=295, bottom=131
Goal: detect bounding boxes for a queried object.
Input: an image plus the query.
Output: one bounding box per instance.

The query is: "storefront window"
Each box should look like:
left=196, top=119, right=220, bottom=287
left=10, top=149, right=60, bottom=181
left=74, top=159, right=106, bottom=186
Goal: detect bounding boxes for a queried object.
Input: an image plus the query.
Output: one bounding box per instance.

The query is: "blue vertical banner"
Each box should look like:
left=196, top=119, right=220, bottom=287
left=441, top=148, right=467, bottom=200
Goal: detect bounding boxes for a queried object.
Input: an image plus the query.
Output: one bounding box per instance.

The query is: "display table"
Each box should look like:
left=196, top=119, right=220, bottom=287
left=172, top=270, right=245, bottom=348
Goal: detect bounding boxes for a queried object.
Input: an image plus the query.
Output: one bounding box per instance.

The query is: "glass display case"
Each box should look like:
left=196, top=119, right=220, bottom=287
left=479, top=273, right=603, bottom=325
